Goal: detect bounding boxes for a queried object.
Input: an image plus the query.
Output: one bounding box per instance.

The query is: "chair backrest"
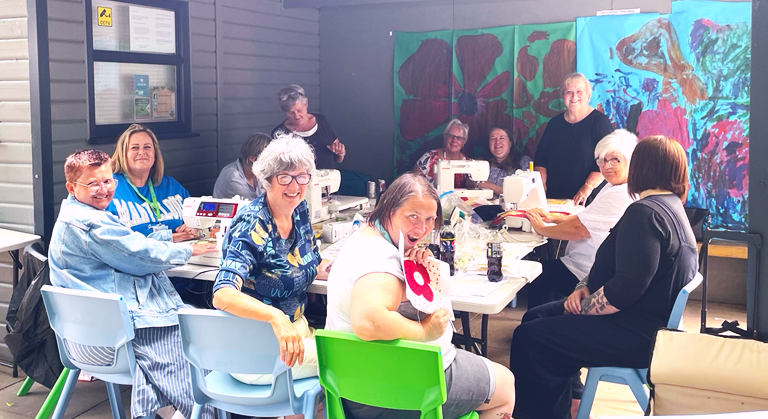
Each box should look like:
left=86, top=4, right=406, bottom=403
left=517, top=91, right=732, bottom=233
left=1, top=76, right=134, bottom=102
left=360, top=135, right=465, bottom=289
left=177, top=308, right=296, bottom=407
left=667, top=272, right=704, bottom=329
left=314, top=329, right=447, bottom=418
left=40, top=285, right=135, bottom=384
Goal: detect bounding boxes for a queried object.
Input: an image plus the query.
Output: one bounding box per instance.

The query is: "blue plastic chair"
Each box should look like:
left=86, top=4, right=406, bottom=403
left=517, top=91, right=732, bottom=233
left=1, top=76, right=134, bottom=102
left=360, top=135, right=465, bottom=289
left=177, top=308, right=323, bottom=419
left=41, top=285, right=137, bottom=419
left=575, top=272, right=704, bottom=419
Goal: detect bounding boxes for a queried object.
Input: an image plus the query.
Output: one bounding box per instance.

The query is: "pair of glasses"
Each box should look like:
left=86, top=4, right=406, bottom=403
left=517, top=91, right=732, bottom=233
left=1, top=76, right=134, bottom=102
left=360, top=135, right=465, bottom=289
left=445, top=133, right=467, bottom=142
left=279, top=91, right=305, bottom=101
left=595, top=157, right=623, bottom=167
left=275, top=173, right=312, bottom=185
left=74, top=178, right=118, bottom=192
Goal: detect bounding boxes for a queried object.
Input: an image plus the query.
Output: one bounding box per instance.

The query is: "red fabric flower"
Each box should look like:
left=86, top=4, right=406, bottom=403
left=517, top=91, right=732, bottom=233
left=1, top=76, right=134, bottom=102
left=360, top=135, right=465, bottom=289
left=404, top=260, right=434, bottom=302
left=452, top=34, right=512, bottom=153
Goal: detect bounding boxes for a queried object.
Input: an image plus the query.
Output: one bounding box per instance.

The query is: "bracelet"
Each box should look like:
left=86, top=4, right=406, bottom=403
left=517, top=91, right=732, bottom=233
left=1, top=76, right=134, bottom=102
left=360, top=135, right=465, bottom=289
left=574, top=280, right=588, bottom=290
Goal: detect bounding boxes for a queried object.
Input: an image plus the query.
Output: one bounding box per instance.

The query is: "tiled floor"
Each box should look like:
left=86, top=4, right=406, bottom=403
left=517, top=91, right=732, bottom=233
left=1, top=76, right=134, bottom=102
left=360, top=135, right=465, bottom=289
left=0, top=297, right=747, bottom=419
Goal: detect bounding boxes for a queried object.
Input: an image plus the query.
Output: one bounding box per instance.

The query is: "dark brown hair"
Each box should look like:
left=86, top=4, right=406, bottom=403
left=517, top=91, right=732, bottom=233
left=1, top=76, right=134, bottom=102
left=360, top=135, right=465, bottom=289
left=65, top=149, right=111, bottom=183
left=628, top=135, right=689, bottom=202
left=368, top=172, right=442, bottom=231
left=486, top=127, right=524, bottom=172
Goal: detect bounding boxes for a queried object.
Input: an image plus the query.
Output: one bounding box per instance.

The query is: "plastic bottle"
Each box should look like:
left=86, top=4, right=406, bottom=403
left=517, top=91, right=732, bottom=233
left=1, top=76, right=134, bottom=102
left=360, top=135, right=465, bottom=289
left=486, top=225, right=504, bottom=282
left=439, top=220, right=456, bottom=276
left=427, top=230, right=441, bottom=262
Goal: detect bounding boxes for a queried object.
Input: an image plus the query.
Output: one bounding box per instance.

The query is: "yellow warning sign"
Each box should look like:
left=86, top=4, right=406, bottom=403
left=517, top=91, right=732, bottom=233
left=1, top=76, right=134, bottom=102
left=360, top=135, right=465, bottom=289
left=97, top=7, right=112, bottom=27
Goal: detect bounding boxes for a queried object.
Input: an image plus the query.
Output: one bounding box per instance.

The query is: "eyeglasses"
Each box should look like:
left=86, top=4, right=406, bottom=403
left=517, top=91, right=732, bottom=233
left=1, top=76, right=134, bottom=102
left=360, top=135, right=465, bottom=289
left=73, top=178, right=117, bottom=192
left=275, top=173, right=312, bottom=185
left=279, top=91, right=305, bottom=101
left=445, top=133, right=467, bottom=142
left=595, top=157, right=623, bottom=167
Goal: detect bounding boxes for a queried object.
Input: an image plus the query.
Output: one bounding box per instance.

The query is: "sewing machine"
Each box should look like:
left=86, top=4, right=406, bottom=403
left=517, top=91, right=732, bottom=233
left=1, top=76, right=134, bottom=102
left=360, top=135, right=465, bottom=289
left=306, top=169, right=368, bottom=224
left=501, top=170, right=548, bottom=232
left=182, top=196, right=251, bottom=266
left=434, top=160, right=494, bottom=199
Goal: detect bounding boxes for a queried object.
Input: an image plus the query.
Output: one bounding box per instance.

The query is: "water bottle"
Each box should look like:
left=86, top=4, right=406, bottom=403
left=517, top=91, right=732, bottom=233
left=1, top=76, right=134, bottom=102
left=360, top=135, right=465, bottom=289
left=439, top=220, right=455, bottom=276
left=486, top=225, right=504, bottom=282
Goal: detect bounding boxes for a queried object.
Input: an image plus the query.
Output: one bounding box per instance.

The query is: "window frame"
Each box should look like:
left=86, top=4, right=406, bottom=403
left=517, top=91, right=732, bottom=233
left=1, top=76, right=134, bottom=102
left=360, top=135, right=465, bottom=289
left=84, top=0, right=196, bottom=144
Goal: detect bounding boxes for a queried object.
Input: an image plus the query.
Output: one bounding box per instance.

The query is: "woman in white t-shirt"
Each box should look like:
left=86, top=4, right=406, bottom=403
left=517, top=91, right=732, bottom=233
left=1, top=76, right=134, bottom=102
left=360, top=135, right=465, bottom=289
left=525, top=129, right=637, bottom=309
left=326, top=173, right=515, bottom=419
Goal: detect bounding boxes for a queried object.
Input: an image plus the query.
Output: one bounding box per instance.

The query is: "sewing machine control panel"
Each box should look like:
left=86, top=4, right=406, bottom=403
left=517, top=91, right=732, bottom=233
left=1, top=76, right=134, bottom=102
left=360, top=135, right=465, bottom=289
left=196, top=202, right=238, bottom=218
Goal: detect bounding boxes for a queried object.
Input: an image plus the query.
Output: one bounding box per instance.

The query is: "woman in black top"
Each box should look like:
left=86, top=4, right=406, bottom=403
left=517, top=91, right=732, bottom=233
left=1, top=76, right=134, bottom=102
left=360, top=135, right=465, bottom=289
left=533, top=73, right=613, bottom=204
left=510, top=135, right=699, bottom=419
left=271, top=84, right=346, bottom=169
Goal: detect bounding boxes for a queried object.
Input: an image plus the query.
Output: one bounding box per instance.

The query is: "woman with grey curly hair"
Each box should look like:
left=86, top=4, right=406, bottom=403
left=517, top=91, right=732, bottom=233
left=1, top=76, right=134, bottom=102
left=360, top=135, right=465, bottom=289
left=413, top=118, right=471, bottom=188
left=212, top=135, right=330, bottom=389
left=272, top=84, right=346, bottom=169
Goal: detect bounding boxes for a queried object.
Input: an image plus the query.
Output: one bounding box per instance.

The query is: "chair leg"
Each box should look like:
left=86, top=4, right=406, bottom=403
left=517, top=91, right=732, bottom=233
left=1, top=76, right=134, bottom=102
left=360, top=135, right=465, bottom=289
left=49, top=368, right=79, bottom=419
left=191, top=403, right=203, bottom=419
left=216, top=408, right=230, bottom=419
left=34, top=368, right=71, bottom=419
left=575, top=370, right=599, bottom=419
left=627, top=380, right=650, bottom=413
left=106, top=382, right=127, bottom=419
left=17, top=376, right=34, bottom=396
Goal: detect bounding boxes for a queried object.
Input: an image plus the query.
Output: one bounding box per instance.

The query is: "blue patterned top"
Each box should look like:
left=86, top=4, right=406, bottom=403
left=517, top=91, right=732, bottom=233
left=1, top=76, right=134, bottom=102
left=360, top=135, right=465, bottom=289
left=213, top=194, right=321, bottom=322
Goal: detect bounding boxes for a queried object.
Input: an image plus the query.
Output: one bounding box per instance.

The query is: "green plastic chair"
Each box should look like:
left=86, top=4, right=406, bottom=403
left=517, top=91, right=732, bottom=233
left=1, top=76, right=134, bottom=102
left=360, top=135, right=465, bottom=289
left=315, top=329, right=479, bottom=419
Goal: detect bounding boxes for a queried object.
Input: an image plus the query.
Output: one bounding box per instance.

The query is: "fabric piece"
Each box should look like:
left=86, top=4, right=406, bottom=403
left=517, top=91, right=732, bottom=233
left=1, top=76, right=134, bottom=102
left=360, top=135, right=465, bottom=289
left=326, top=230, right=456, bottom=368
left=343, top=348, right=495, bottom=419
left=214, top=194, right=321, bottom=322
left=213, top=159, right=263, bottom=200
left=230, top=315, right=318, bottom=385
left=272, top=113, right=339, bottom=169
left=107, top=173, right=190, bottom=238
left=49, top=195, right=189, bottom=329
left=533, top=110, right=613, bottom=199
left=560, top=183, right=634, bottom=280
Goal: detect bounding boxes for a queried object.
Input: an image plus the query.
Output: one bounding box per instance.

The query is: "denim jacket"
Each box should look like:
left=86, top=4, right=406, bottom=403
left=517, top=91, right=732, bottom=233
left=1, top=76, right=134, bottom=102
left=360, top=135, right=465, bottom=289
left=49, top=195, right=193, bottom=329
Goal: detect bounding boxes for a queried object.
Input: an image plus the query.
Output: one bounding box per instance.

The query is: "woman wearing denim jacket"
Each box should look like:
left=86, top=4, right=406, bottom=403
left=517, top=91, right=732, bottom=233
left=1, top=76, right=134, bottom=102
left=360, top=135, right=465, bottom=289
left=49, top=149, right=216, bottom=419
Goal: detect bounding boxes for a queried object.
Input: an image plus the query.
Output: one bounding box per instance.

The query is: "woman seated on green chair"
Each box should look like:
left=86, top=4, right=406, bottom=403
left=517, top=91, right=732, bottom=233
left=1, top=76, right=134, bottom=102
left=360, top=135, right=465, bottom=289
left=325, top=173, right=516, bottom=419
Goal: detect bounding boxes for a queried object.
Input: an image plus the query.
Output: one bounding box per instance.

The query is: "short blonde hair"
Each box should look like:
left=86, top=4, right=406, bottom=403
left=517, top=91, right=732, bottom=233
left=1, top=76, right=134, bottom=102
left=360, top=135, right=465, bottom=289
left=111, top=124, right=165, bottom=185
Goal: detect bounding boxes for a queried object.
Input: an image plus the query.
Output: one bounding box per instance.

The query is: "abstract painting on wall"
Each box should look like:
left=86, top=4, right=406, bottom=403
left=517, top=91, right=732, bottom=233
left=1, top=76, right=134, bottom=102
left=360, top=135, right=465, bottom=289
left=512, top=22, right=576, bottom=158
left=577, top=1, right=751, bottom=231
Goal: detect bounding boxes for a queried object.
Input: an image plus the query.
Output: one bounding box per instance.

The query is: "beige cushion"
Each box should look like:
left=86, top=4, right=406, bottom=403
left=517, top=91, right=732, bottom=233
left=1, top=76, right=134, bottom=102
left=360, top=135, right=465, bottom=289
left=650, top=330, right=768, bottom=415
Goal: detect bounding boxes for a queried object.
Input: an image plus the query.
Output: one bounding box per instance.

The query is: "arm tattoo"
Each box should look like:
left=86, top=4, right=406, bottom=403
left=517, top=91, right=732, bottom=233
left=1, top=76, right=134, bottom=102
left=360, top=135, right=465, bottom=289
left=580, top=288, right=615, bottom=315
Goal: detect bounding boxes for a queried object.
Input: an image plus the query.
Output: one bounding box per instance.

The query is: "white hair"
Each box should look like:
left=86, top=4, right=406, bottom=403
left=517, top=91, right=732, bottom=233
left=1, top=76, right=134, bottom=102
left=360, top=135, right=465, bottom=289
left=277, top=84, right=309, bottom=112
left=253, top=134, right=316, bottom=190
left=594, top=129, right=638, bottom=162
left=443, top=118, right=469, bottom=139
left=562, top=72, right=593, bottom=100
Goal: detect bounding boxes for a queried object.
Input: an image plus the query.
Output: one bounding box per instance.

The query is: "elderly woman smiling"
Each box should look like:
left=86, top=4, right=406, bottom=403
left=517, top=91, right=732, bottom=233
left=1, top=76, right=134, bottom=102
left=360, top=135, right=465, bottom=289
left=213, top=135, right=330, bottom=387
left=414, top=118, right=471, bottom=188
left=525, top=129, right=637, bottom=309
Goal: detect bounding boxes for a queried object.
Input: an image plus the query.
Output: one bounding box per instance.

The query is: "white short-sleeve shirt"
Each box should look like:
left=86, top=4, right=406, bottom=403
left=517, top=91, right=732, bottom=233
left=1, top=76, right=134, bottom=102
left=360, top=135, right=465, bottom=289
left=560, top=183, right=634, bottom=280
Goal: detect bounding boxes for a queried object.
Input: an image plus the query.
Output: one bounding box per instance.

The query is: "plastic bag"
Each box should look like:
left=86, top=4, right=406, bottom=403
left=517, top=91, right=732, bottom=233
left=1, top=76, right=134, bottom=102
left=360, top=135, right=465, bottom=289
left=439, top=191, right=475, bottom=222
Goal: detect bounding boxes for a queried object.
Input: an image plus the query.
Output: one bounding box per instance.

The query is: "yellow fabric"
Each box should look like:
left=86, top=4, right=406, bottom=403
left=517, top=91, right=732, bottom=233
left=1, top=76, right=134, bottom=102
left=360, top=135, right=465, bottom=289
left=650, top=330, right=768, bottom=415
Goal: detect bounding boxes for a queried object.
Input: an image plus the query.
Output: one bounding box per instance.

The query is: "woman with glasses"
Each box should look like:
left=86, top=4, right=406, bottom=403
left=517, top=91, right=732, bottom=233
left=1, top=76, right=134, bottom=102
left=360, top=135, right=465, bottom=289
left=534, top=73, right=614, bottom=206
left=50, top=149, right=217, bottom=419
left=524, top=130, right=637, bottom=311
left=213, top=135, right=330, bottom=389
left=107, top=124, right=198, bottom=243
left=272, top=84, right=346, bottom=169
left=413, top=118, right=470, bottom=188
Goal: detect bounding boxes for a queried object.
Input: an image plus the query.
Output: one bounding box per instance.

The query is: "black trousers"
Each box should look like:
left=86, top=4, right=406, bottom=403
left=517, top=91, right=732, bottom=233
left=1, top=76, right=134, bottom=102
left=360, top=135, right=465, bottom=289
left=510, top=300, right=653, bottom=419
left=525, top=259, right=579, bottom=309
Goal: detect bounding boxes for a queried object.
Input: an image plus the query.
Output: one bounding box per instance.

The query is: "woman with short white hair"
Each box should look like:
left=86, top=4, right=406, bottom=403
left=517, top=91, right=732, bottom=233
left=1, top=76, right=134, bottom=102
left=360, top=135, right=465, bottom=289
left=272, top=84, right=346, bottom=169
left=413, top=118, right=471, bottom=188
left=525, top=129, right=638, bottom=309
left=213, top=135, right=330, bottom=389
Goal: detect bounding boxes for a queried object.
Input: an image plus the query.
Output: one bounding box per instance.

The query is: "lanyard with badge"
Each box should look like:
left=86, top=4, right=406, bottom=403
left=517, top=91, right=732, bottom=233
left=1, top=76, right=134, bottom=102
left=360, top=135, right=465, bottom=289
left=125, top=177, right=164, bottom=229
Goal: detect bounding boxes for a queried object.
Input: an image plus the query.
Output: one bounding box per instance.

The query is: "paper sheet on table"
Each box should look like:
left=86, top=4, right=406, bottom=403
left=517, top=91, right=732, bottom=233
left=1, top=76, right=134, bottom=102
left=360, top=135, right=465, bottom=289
left=451, top=273, right=507, bottom=297
left=320, top=237, right=348, bottom=262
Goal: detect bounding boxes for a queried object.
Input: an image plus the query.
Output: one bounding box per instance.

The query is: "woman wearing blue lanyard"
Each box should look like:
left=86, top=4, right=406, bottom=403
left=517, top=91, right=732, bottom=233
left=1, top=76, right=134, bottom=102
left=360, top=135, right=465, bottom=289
left=107, top=124, right=198, bottom=243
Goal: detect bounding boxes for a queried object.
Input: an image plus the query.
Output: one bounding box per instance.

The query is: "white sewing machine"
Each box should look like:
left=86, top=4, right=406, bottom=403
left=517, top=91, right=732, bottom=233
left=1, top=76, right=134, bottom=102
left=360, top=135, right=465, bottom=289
left=306, top=169, right=368, bottom=224
left=434, top=160, right=494, bottom=199
left=501, top=170, right=548, bottom=232
left=182, top=196, right=251, bottom=266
